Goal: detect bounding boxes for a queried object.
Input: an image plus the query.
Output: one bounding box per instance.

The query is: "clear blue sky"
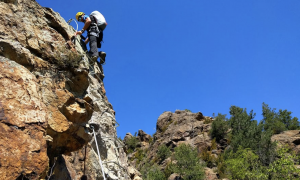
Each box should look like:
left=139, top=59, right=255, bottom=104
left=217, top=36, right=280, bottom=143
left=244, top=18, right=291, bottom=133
left=37, top=0, right=300, bottom=138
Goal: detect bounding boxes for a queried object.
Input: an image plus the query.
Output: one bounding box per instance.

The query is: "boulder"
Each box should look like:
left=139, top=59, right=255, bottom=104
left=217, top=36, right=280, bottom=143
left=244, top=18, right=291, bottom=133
left=271, top=130, right=300, bottom=153
left=138, top=129, right=152, bottom=142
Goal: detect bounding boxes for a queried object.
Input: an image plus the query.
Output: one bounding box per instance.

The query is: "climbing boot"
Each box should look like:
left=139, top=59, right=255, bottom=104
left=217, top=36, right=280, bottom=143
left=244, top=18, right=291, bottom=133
left=91, top=56, right=98, bottom=64
left=99, top=51, right=106, bottom=64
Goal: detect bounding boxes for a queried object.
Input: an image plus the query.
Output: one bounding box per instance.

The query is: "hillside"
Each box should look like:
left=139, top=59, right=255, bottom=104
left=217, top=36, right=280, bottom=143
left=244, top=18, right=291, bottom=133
left=124, top=108, right=300, bottom=180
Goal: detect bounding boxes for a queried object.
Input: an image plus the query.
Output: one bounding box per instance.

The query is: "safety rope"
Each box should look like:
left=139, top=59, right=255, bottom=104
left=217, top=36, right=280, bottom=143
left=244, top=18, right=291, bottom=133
left=91, top=125, right=107, bottom=180
left=67, top=19, right=78, bottom=32
left=67, top=20, right=126, bottom=179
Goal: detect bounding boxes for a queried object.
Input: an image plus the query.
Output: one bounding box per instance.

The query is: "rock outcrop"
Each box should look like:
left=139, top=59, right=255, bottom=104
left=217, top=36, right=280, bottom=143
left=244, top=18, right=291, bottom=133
left=0, top=0, right=130, bottom=179
left=124, top=110, right=221, bottom=180
left=272, top=130, right=300, bottom=153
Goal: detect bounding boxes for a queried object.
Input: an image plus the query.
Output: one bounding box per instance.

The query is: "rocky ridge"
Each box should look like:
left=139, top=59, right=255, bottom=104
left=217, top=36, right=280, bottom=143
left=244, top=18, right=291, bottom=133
left=0, top=0, right=133, bottom=179
left=124, top=110, right=300, bottom=180
left=124, top=110, right=221, bottom=180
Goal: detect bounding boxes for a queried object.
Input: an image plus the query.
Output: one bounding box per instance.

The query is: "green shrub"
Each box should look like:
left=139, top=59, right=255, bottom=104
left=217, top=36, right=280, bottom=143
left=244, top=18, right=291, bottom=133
left=262, top=103, right=299, bottom=134
left=199, top=138, right=218, bottom=168
left=211, top=138, right=217, bottom=150
left=146, top=164, right=166, bottom=180
left=140, top=162, right=152, bottom=179
left=135, top=148, right=145, bottom=164
left=267, top=147, right=300, bottom=179
left=224, top=147, right=268, bottom=180
left=170, top=144, right=205, bottom=180
left=222, top=146, right=300, bottom=179
left=203, top=117, right=212, bottom=124
left=164, top=161, right=174, bottom=179
left=148, top=136, right=153, bottom=144
left=210, top=113, right=228, bottom=142
left=216, top=154, right=226, bottom=179
left=126, top=136, right=139, bottom=153
left=157, top=144, right=171, bottom=163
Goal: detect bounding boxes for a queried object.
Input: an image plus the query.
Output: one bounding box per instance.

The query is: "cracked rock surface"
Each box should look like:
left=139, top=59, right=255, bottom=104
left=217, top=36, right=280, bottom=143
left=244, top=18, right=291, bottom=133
left=0, top=0, right=130, bottom=179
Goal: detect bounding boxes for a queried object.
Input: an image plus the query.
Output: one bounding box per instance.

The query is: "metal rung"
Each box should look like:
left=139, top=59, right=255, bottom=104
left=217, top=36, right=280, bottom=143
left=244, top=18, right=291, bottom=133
left=103, top=161, right=126, bottom=171
left=90, top=133, right=124, bottom=149
left=114, top=121, right=120, bottom=128
left=102, top=136, right=124, bottom=147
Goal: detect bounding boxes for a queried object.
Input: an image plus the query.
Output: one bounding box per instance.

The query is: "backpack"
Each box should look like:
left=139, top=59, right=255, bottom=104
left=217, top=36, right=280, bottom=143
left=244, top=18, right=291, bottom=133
left=90, top=11, right=107, bottom=30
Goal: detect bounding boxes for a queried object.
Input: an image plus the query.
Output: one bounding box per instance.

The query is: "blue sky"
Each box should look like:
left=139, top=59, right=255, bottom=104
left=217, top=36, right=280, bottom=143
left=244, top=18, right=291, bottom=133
left=37, top=0, right=300, bottom=138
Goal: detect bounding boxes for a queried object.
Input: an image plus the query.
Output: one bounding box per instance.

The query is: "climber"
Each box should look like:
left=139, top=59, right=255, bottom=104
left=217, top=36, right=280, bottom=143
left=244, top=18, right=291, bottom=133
left=75, top=11, right=107, bottom=64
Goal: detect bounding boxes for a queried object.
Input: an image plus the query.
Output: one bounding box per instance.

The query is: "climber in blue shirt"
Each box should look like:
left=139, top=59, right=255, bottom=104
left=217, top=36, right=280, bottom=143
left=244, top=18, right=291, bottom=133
left=75, top=11, right=107, bottom=64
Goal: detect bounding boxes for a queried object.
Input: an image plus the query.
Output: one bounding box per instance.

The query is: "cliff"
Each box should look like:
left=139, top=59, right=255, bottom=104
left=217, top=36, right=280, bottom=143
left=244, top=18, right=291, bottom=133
left=0, top=0, right=133, bottom=179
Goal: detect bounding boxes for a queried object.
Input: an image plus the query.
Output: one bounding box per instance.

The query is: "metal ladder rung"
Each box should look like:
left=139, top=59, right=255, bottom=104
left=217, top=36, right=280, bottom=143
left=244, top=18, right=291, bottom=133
left=103, top=161, right=126, bottom=171
left=102, top=136, right=124, bottom=147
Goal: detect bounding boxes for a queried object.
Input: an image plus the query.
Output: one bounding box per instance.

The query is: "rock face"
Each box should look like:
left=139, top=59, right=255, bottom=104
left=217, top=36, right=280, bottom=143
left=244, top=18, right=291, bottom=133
left=124, top=110, right=221, bottom=180
left=151, top=110, right=215, bottom=158
left=0, top=0, right=130, bottom=179
left=0, top=58, right=48, bottom=180
left=272, top=130, right=300, bottom=153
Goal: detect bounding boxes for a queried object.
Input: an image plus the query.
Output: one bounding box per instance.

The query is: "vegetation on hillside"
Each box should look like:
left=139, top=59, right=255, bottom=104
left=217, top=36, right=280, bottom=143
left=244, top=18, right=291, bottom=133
left=126, top=103, right=300, bottom=179
left=210, top=103, right=300, bottom=179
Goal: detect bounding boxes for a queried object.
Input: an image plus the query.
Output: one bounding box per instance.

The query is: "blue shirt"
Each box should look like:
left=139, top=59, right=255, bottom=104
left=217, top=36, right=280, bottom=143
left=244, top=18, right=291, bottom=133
left=82, top=15, right=89, bottom=22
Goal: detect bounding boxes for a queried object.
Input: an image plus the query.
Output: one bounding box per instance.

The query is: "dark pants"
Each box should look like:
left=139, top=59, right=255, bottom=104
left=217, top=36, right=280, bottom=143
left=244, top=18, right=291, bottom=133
left=89, top=30, right=103, bottom=57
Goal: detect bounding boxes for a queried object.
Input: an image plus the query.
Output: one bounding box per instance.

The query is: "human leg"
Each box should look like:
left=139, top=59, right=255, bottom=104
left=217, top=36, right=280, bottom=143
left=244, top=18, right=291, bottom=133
left=89, top=35, right=98, bottom=58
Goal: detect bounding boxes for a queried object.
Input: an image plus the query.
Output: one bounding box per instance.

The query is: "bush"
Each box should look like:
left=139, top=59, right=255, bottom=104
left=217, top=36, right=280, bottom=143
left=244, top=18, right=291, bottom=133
left=170, top=144, right=205, bottom=180
left=126, top=136, right=139, bottom=153
left=141, top=162, right=166, bottom=180
left=134, top=148, right=145, bottom=164
left=199, top=138, right=217, bottom=168
left=223, top=146, right=300, bottom=179
left=210, top=113, right=228, bottom=142
left=203, top=117, right=212, bottom=124
left=224, top=147, right=268, bottom=180
left=146, top=164, right=166, bottom=180
left=157, top=144, right=171, bottom=163
left=267, top=147, right=300, bottom=179
left=262, top=103, right=299, bottom=134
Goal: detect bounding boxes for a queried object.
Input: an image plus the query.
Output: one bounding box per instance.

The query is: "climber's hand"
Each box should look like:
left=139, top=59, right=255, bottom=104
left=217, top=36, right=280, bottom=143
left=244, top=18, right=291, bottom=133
left=75, top=31, right=82, bottom=36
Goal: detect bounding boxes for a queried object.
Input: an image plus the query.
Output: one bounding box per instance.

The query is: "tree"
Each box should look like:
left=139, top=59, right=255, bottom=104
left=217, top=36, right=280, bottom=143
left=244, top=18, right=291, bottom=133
left=227, top=105, right=276, bottom=165
left=256, top=126, right=276, bottom=165
left=228, top=106, right=260, bottom=151
left=261, top=103, right=299, bottom=134
left=171, top=144, right=205, bottom=180
left=210, top=113, right=229, bottom=142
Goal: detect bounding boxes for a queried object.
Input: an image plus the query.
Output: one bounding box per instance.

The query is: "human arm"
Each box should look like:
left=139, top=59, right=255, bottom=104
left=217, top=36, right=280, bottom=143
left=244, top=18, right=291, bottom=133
left=84, top=37, right=89, bottom=44
left=75, top=17, right=91, bottom=36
